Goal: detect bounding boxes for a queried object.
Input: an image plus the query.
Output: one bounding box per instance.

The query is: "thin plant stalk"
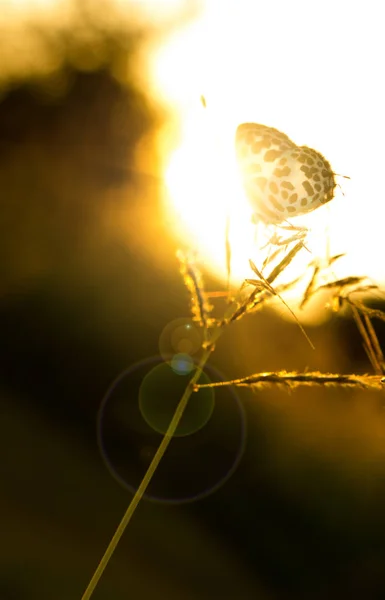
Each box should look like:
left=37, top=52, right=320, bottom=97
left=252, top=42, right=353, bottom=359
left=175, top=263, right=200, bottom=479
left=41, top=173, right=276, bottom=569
left=350, top=304, right=382, bottom=375
left=194, top=371, right=385, bottom=390
left=81, top=344, right=215, bottom=600
left=82, top=236, right=385, bottom=599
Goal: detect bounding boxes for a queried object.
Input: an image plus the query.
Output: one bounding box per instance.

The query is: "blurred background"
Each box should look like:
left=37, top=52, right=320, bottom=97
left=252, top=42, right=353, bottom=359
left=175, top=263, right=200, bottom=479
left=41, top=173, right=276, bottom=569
left=2, top=1, right=385, bottom=599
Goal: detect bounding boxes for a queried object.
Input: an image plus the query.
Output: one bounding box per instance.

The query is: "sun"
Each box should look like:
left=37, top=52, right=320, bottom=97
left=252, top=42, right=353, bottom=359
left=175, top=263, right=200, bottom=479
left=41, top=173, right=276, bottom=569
left=163, top=105, right=257, bottom=283
left=147, top=0, right=385, bottom=313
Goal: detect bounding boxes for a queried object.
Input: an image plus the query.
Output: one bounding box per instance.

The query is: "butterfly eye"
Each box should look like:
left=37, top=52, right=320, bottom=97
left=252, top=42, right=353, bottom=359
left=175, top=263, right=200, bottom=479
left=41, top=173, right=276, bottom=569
left=235, top=124, right=336, bottom=225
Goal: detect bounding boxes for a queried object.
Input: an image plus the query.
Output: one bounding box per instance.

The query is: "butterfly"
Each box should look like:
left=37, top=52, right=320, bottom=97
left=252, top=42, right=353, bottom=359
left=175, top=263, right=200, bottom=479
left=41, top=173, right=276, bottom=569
left=235, top=123, right=336, bottom=225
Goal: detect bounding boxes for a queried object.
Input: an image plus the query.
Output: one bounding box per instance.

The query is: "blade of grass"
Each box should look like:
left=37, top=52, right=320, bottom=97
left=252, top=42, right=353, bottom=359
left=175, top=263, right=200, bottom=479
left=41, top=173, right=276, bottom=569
left=350, top=304, right=382, bottom=375
left=194, top=371, right=385, bottom=390
left=81, top=344, right=215, bottom=600
left=363, top=313, right=385, bottom=374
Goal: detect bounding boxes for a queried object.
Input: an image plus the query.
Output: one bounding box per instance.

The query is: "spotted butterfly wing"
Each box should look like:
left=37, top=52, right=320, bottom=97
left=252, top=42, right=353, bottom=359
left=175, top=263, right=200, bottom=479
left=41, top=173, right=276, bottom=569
left=235, top=123, right=336, bottom=224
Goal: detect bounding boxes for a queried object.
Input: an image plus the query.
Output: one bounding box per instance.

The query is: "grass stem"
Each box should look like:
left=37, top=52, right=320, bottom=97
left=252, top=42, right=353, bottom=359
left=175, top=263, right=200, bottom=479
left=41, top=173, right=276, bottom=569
left=81, top=345, right=214, bottom=600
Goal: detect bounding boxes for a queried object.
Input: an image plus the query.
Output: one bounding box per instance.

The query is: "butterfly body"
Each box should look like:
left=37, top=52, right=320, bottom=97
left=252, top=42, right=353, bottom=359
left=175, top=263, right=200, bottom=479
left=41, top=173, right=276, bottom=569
left=235, top=123, right=336, bottom=224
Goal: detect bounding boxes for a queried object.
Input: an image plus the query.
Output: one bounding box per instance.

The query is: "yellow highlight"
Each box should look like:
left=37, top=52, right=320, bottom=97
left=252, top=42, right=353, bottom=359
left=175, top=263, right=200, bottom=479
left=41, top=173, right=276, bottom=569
left=164, top=110, right=257, bottom=283
left=149, top=0, right=385, bottom=316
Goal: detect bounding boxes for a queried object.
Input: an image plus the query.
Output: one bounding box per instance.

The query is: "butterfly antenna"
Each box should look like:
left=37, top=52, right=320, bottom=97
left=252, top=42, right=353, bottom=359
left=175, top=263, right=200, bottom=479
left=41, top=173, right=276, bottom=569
left=334, top=172, right=351, bottom=180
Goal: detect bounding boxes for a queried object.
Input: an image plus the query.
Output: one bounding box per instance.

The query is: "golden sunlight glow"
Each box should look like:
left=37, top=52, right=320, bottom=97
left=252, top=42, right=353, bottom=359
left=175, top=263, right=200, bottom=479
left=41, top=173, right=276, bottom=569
left=149, top=0, right=385, bottom=320
left=164, top=107, right=256, bottom=279
left=1, top=0, right=67, bottom=15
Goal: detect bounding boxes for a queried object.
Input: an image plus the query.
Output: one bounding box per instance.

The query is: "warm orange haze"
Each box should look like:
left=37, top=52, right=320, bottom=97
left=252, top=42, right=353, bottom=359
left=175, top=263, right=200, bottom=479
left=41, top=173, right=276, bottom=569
left=2, top=2, right=385, bottom=600
left=149, top=0, right=385, bottom=310
left=3, top=0, right=385, bottom=299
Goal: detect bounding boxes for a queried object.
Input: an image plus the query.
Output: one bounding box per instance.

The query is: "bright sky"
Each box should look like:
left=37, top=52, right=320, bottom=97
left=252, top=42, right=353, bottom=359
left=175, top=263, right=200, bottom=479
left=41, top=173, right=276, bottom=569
left=149, top=0, right=385, bottom=312
left=2, top=0, right=384, bottom=315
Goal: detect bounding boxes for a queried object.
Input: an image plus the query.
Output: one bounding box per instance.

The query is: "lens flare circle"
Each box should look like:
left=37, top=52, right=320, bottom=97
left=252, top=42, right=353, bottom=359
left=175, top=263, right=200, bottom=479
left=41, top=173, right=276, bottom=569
left=139, top=361, right=214, bottom=436
left=97, top=356, right=247, bottom=504
left=170, top=352, right=194, bottom=375
left=159, top=317, right=202, bottom=361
